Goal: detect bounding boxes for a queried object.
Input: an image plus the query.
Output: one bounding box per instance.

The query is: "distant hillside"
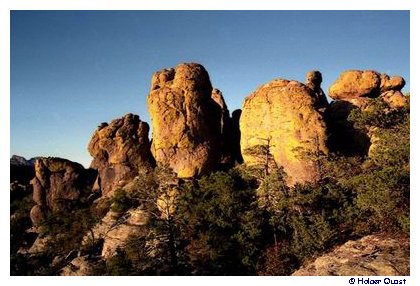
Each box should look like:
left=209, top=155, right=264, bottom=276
left=10, top=155, right=38, bottom=184
left=10, top=155, right=37, bottom=167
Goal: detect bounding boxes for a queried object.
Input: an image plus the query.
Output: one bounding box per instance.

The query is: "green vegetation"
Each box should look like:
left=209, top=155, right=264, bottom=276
left=346, top=98, right=410, bottom=234
left=11, top=98, right=409, bottom=276
left=103, top=98, right=409, bottom=275
left=110, top=189, right=132, bottom=214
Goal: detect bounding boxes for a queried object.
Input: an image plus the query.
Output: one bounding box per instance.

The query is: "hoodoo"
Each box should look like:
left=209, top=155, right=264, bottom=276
left=147, top=63, right=222, bottom=177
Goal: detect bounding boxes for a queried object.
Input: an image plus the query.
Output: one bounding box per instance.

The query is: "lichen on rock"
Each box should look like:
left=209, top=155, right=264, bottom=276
left=292, top=235, right=409, bottom=276
left=240, top=78, right=328, bottom=185
left=147, top=63, right=222, bottom=178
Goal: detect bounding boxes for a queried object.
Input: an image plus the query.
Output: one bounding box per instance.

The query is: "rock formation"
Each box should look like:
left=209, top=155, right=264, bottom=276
left=305, top=70, right=329, bottom=110
left=211, top=88, right=230, bottom=133
left=211, top=88, right=232, bottom=164
left=326, top=70, right=407, bottom=156
left=82, top=208, right=148, bottom=259
left=240, top=78, right=328, bottom=185
left=328, top=70, right=406, bottom=108
left=147, top=63, right=222, bottom=177
left=231, top=109, right=244, bottom=164
left=293, top=235, right=409, bottom=276
left=88, top=113, right=154, bottom=196
left=29, top=157, right=96, bottom=226
left=381, top=90, right=407, bottom=109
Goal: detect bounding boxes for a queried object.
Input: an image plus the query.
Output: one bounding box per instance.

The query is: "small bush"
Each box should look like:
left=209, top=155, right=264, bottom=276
left=110, top=189, right=132, bottom=214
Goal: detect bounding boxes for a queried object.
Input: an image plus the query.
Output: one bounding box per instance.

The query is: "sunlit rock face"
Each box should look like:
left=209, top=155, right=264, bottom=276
left=328, top=70, right=406, bottom=108
left=240, top=78, right=328, bottom=185
left=147, top=63, right=222, bottom=178
left=326, top=70, right=408, bottom=156
left=88, top=113, right=154, bottom=197
left=293, top=235, right=409, bottom=276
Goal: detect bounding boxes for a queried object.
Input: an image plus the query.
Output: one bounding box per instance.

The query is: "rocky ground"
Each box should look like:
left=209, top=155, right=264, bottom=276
left=293, top=234, right=409, bottom=276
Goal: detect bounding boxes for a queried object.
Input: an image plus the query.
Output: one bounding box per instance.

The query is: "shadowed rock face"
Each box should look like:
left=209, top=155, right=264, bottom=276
left=326, top=70, right=407, bottom=156
left=293, top=235, right=409, bottom=276
left=240, top=79, right=328, bottom=185
left=29, top=157, right=96, bottom=226
left=88, top=113, right=154, bottom=196
left=326, top=101, right=371, bottom=156
left=147, top=63, right=222, bottom=178
left=305, top=70, right=329, bottom=110
left=231, top=109, right=244, bottom=164
left=211, top=88, right=229, bottom=127
left=211, top=89, right=231, bottom=162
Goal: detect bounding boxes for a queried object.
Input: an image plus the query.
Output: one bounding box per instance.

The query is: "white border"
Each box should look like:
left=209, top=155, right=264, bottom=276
left=0, top=0, right=414, bottom=10
left=1, top=1, right=417, bottom=286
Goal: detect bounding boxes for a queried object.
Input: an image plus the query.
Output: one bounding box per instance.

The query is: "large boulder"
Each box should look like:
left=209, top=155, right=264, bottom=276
left=329, top=70, right=381, bottom=101
left=293, top=235, right=409, bottom=276
left=147, top=63, right=222, bottom=177
left=381, top=90, right=407, bottom=109
left=326, top=71, right=407, bottom=156
left=88, top=113, right=154, bottom=196
left=29, top=157, right=96, bottom=226
left=240, top=79, right=328, bottom=185
left=328, top=70, right=407, bottom=108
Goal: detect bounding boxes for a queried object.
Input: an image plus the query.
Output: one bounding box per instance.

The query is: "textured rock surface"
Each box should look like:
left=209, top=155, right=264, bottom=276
left=212, top=88, right=236, bottom=165
left=83, top=208, right=148, bottom=259
left=328, top=70, right=406, bottom=108
left=293, top=235, right=409, bottom=276
left=29, top=157, right=96, bottom=226
left=380, top=73, right=406, bottom=93
left=381, top=90, right=407, bottom=108
left=147, top=63, right=222, bottom=177
left=88, top=113, right=154, bottom=196
left=60, top=256, right=93, bottom=276
left=305, top=70, right=329, bottom=109
left=27, top=233, right=55, bottom=254
left=29, top=205, right=45, bottom=227
left=326, top=70, right=407, bottom=156
left=240, top=79, right=328, bottom=185
left=329, top=70, right=381, bottom=101
left=211, top=88, right=229, bottom=127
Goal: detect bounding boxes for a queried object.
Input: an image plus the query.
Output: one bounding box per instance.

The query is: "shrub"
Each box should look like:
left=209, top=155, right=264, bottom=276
left=110, top=189, right=132, bottom=214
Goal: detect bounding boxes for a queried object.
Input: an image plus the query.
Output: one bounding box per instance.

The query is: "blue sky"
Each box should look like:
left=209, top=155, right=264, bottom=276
left=10, top=11, right=409, bottom=167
